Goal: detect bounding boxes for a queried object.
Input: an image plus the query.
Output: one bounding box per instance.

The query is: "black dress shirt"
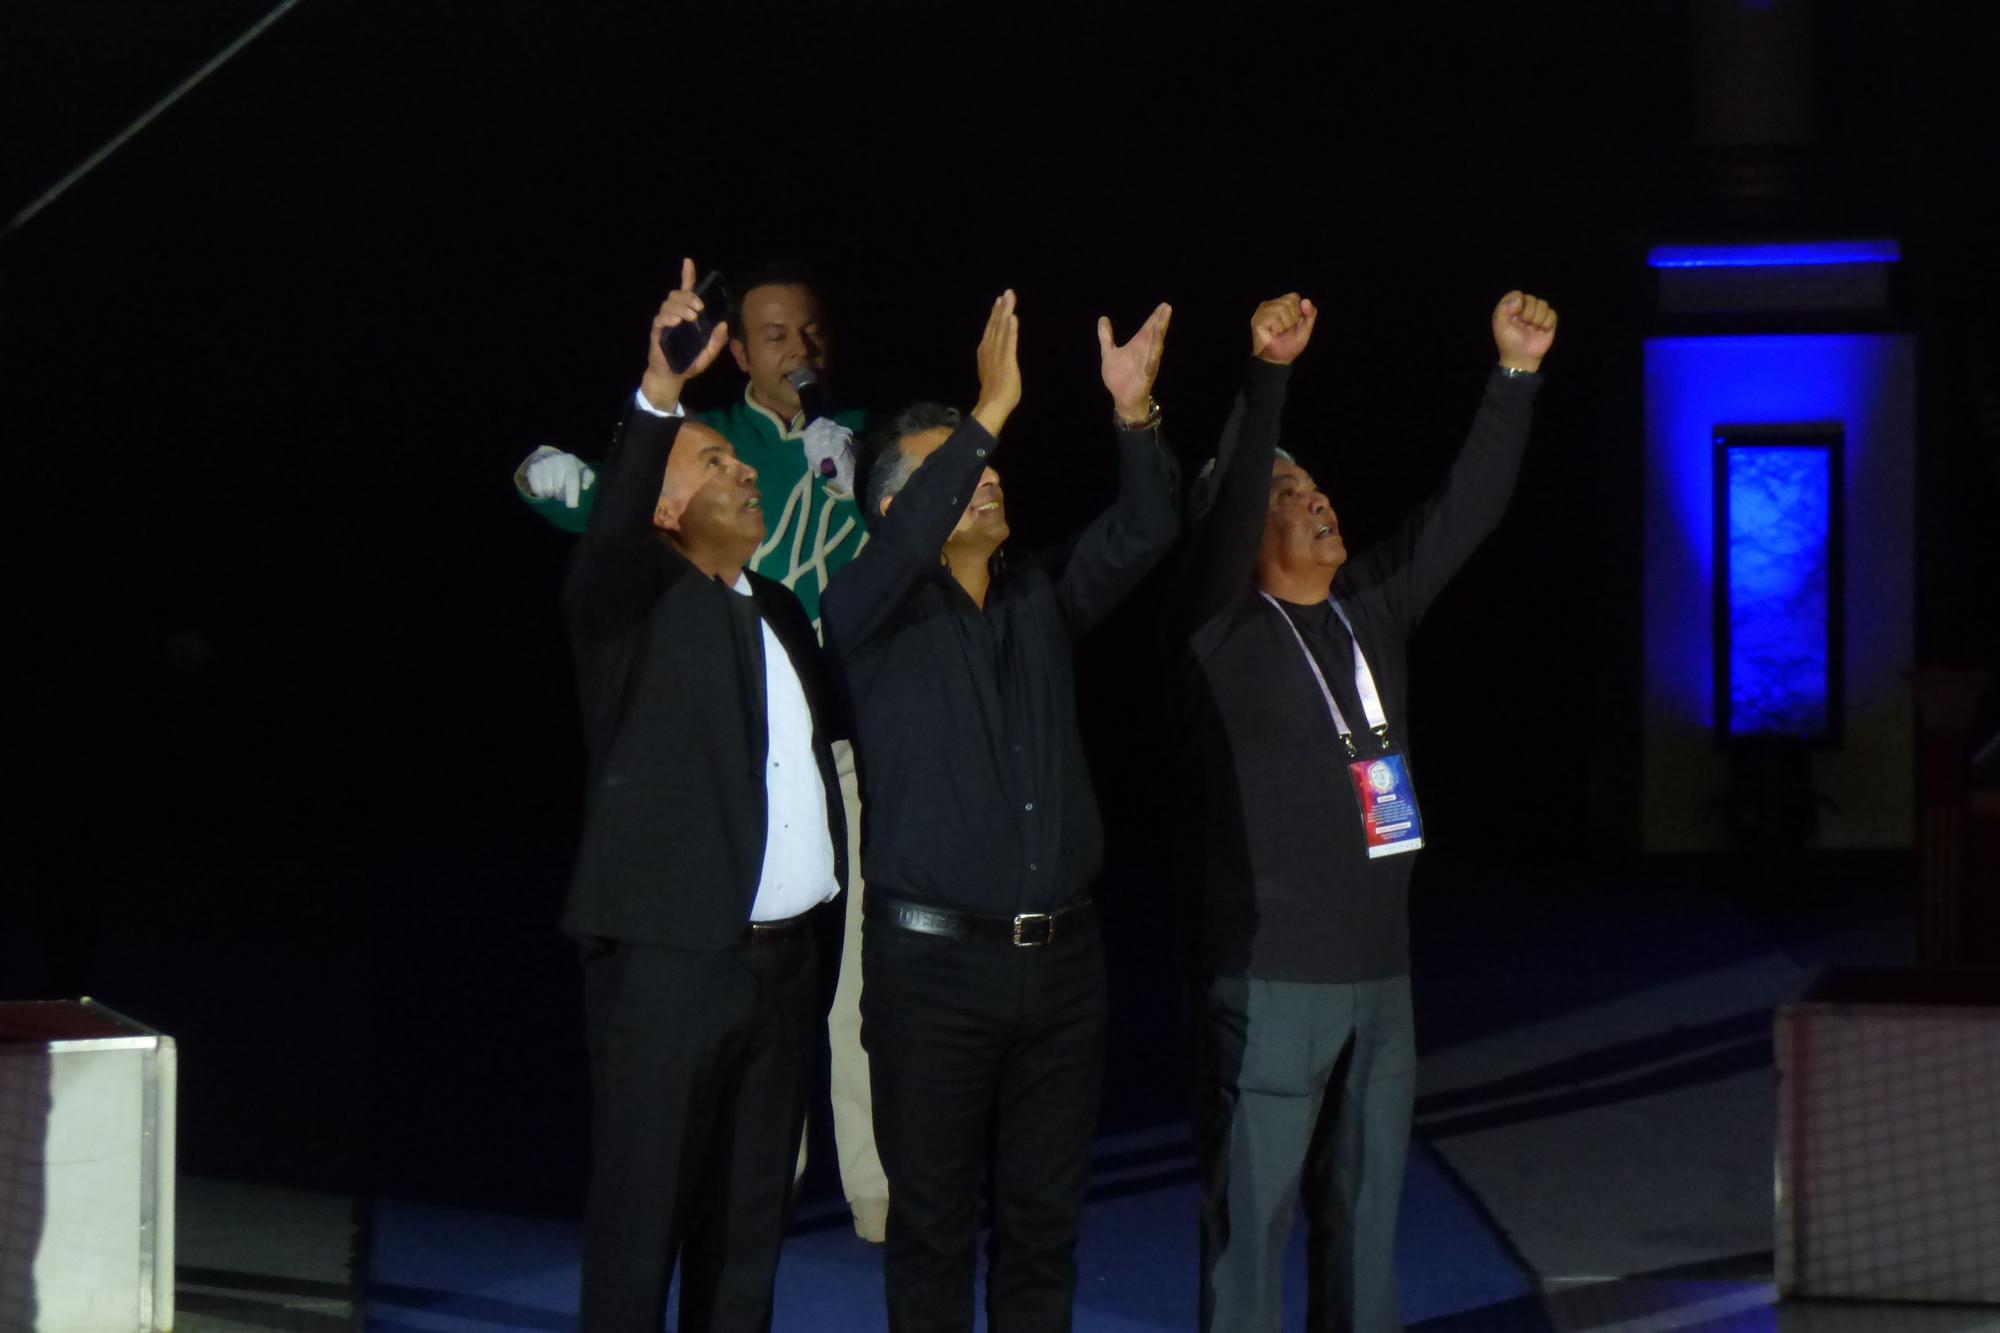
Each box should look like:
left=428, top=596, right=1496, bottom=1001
left=822, top=415, right=1179, bottom=916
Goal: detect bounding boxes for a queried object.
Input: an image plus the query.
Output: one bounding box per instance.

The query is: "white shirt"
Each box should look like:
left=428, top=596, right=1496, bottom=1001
left=733, top=575, right=838, bottom=921
left=633, top=387, right=685, bottom=419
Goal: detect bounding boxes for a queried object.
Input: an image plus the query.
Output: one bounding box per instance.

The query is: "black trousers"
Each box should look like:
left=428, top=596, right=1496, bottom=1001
left=1192, top=975, right=1416, bottom=1333
left=578, top=931, right=818, bottom=1333
left=861, top=907, right=1107, bottom=1333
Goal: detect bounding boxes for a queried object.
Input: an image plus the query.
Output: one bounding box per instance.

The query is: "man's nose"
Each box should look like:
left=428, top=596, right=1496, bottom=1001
left=738, top=461, right=759, bottom=485
left=979, top=467, right=1001, bottom=489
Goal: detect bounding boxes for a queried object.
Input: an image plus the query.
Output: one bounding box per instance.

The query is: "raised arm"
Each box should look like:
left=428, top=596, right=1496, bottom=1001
left=562, top=270, right=732, bottom=641
left=1174, top=295, right=1317, bottom=633
left=1051, top=301, right=1182, bottom=634
left=1340, top=290, right=1557, bottom=627
left=519, top=258, right=720, bottom=532
left=822, top=292, right=1021, bottom=650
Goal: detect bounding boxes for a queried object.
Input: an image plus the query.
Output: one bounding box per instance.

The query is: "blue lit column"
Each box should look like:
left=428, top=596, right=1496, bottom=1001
left=1640, top=240, right=1915, bottom=853
left=1717, top=435, right=1841, bottom=742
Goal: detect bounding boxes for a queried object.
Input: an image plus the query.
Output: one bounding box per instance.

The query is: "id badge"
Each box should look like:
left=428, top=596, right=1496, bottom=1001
left=1346, top=752, right=1424, bottom=859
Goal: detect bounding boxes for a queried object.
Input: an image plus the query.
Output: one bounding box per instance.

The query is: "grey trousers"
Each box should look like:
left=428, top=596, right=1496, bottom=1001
left=1193, top=974, right=1416, bottom=1333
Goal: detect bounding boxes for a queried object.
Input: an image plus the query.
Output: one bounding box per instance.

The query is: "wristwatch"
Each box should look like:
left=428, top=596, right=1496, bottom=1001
left=1115, top=396, right=1163, bottom=431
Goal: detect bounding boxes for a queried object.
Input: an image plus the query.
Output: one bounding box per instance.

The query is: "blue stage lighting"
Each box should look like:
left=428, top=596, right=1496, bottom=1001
left=1644, top=334, right=1901, bottom=736
left=1647, top=240, right=1902, bottom=269
left=1716, top=436, right=1841, bottom=740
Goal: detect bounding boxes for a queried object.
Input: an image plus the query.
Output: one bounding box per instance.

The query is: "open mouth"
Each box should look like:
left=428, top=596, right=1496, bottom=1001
left=976, top=501, right=1001, bottom=513
left=1314, top=522, right=1336, bottom=538
left=744, top=497, right=762, bottom=511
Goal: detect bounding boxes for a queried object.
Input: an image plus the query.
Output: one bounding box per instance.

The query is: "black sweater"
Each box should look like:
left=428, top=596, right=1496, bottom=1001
left=1170, top=360, right=1541, bottom=981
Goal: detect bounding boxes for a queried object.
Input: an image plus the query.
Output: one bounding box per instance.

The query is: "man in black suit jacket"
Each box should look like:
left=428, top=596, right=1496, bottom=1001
left=562, top=291, right=847, bottom=1333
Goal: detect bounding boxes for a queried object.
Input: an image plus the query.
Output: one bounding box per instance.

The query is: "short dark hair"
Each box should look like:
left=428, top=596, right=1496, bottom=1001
left=728, top=259, right=821, bottom=337
left=856, top=402, right=963, bottom=528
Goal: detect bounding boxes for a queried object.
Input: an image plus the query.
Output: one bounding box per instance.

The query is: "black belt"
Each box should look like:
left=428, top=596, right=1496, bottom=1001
left=740, top=912, right=813, bottom=946
left=869, top=894, right=1093, bottom=948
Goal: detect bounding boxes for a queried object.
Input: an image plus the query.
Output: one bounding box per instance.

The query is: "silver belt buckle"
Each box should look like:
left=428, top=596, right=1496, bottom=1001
left=1012, top=912, right=1053, bottom=947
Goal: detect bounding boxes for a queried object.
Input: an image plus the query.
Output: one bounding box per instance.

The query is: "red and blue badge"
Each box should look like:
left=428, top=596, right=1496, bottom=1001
left=1346, top=752, right=1424, bottom=859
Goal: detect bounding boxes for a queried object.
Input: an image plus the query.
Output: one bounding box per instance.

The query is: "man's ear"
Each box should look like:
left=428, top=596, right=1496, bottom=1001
left=877, top=492, right=894, bottom=520
left=654, top=491, right=684, bottom=533
left=729, top=339, right=751, bottom=375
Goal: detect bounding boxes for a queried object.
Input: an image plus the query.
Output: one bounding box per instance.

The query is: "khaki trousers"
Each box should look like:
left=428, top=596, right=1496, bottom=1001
left=796, top=742, right=889, bottom=1218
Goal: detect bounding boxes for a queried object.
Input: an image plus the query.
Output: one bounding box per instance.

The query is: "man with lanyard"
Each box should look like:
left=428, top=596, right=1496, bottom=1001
left=824, top=288, right=1177, bottom=1331
left=517, top=257, right=890, bottom=1241
left=1172, top=289, right=1557, bottom=1333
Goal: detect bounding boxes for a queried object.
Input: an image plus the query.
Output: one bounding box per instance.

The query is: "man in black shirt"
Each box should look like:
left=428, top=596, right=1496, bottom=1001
left=823, top=288, right=1177, bottom=1332
left=1174, top=290, right=1557, bottom=1333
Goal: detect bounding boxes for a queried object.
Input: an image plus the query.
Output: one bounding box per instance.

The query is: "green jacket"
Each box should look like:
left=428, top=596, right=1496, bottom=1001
left=520, top=385, right=870, bottom=626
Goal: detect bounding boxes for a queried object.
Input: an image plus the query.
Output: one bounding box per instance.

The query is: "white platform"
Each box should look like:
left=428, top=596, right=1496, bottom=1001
left=0, top=999, right=177, bottom=1333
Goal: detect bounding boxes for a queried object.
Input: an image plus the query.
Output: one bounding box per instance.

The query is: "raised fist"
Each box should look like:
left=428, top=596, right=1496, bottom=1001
left=1492, top=291, right=1557, bottom=373
left=1251, top=294, right=1317, bottom=366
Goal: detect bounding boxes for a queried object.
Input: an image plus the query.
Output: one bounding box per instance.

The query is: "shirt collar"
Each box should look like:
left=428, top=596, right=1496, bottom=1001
left=744, top=382, right=806, bottom=441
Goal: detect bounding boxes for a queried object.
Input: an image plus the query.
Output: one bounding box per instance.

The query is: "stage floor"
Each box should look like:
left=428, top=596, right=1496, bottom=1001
left=157, top=855, right=1997, bottom=1331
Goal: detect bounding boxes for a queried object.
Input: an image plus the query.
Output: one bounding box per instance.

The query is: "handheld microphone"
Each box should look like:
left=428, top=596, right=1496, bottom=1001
left=787, top=366, right=828, bottom=425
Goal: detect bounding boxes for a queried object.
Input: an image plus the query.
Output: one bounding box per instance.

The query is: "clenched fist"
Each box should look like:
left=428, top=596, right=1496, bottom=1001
left=1251, top=294, right=1317, bottom=366
left=1492, top=291, right=1557, bottom=373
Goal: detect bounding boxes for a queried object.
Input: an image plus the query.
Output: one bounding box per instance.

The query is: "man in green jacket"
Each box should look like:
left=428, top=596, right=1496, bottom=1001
left=520, top=257, right=888, bottom=1242
left=515, top=258, right=868, bottom=626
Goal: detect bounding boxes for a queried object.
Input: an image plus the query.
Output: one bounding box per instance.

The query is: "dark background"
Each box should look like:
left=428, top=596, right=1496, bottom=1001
left=3, top=0, right=1996, bottom=1213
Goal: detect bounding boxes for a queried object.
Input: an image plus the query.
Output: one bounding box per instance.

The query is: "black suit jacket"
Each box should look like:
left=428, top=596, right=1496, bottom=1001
left=560, top=403, right=847, bottom=950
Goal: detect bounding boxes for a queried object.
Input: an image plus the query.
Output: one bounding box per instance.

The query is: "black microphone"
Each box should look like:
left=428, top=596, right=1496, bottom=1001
left=787, top=367, right=828, bottom=426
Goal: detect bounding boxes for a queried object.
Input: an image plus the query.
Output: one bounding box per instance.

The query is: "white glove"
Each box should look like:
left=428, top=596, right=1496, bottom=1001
left=802, top=419, right=856, bottom=500
left=520, top=447, right=596, bottom=509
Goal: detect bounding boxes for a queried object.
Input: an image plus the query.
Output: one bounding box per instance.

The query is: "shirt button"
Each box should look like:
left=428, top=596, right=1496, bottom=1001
left=1024, top=802, right=1034, bottom=811
left=975, top=448, right=988, bottom=458
left=1029, top=863, right=1038, bottom=871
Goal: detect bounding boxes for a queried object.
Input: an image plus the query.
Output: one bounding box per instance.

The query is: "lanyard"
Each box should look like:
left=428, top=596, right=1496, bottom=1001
left=1258, top=592, right=1390, bottom=758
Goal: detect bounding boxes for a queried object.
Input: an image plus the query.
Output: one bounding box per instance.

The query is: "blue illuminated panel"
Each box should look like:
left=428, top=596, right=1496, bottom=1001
left=1715, top=434, right=1843, bottom=741
left=1649, top=239, right=1902, bottom=269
